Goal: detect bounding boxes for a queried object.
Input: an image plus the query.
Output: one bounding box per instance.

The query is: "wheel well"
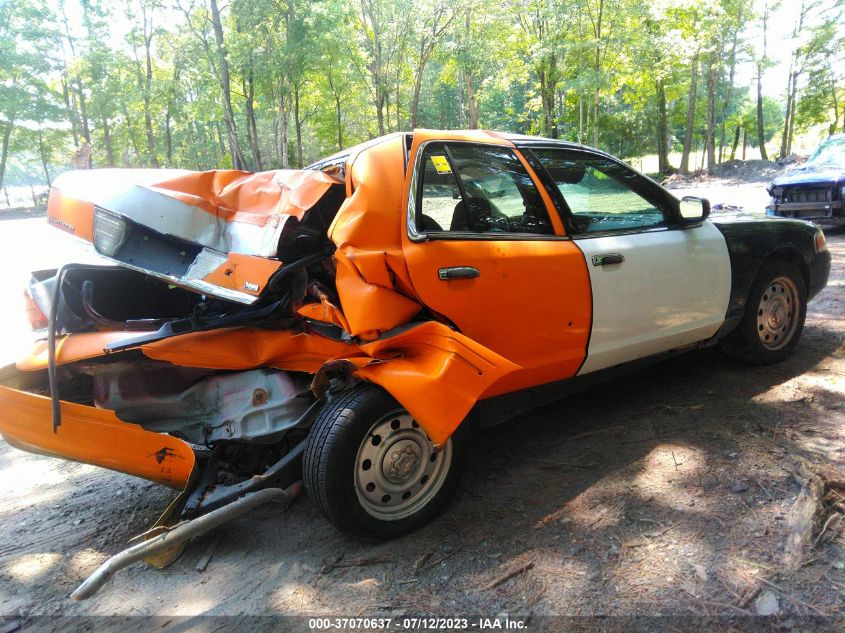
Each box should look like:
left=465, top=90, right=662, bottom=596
left=761, top=247, right=809, bottom=290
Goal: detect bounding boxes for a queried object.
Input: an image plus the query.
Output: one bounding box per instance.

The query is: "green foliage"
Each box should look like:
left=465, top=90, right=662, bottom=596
left=1, top=0, right=843, bottom=188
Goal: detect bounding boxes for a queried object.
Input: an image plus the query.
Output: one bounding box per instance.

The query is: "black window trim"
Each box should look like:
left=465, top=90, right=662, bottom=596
left=407, top=139, right=568, bottom=243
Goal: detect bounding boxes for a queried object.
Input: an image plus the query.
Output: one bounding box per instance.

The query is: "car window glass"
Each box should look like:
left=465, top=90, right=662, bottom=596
left=417, top=143, right=553, bottom=235
left=808, top=137, right=845, bottom=167
left=532, top=149, right=666, bottom=234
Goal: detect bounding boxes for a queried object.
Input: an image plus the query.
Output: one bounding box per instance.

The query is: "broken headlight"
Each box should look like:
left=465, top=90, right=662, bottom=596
left=92, top=207, right=129, bottom=257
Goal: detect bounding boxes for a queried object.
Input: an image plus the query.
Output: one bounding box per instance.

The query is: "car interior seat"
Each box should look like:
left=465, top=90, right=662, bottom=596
left=450, top=197, right=509, bottom=232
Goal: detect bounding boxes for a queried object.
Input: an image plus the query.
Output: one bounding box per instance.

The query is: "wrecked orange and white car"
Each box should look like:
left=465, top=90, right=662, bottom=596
left=0, top=130, right=831, bottom=594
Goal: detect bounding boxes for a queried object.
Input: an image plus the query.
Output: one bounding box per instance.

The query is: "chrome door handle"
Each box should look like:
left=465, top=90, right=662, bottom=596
left=591, top=253, right=625, bottom=266
left=438, top=266, right=480, bottom=280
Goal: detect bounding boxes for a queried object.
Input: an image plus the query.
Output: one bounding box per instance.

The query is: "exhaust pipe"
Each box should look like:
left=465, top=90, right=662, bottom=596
left=71, top=482, right=302, bottom=600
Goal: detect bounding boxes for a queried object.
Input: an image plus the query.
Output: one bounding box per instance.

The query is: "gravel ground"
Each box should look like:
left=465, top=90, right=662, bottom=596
left=0, top=170, right=843, bottom=632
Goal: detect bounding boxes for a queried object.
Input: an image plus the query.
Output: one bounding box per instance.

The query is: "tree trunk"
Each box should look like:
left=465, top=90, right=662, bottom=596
left=294, top=83, right=303, bottom=167
left=730, top=124, right=741, bottom=161
left=122, top=104, right=142, bottom=161
left=277, top=77, right=290, bottom=168
left=718, top=21, right=741, bottom=164
left=61, top=76, right=79, bottom=147
left=0, top=118, right=15, bottom=191
left=783, top=74, right=799, bottom=157
left=326, top=73, right=344, bottom=150
left=592, top=0, right=604, bottom=149
left=705, top=48, right=718, bottom=171
left=411, top=42, right=428, bottom=129
left=756, top=64, right=768, bottom=160
left=209, top=0, right=246, bottom=169
left=780, top=0, right=805, bottom=160
left=75, top=81, right=92, bottom=168
left=578, top=91, right=583, bottom=144
left=680, top=52, right=700, bottom=174
left=335, top=93, right=343, bottom=150
left=214, top=121, right=227, bottom=159
left=756, top=1, right=770, bottom=161
left=143, top=31, right=158, bottom=167
left=656, top=79, right=671, bottom=174
left=244, top=63, right=263, bottom=170
left=75, top=81, right=91, bottom=147
left=464, top=71, right=478, bottom=129
left=164, top=108, right=173, bottom=166
left=375, top=87, right=386, bottom=136
left=102, top=115, right=115, bottom=166
left=37, top=128, right=51, bottom=187
left=539, top=60, right=559, bottom=139
left=779, top=70, right=795, bottom=159
left=742, top=126, right=748, bottom=160
left=462, top=9, right=478, bottom=129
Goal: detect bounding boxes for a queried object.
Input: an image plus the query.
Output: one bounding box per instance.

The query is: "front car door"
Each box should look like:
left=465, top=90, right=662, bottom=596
left=401, top=133, right=593, bottom=398
left=522, top=145, right=732, bottom=375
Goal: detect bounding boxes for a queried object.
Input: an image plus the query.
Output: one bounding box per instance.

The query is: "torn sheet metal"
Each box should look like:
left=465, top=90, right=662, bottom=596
left=139, top=322, right=519, bottom=446
left=49, top=168, right=343, bottom=256
left=33, top=132, right=554, bottom=447
left=17, top=331, right=139, bottom=371
left=47, top=169, right=344, bottom=303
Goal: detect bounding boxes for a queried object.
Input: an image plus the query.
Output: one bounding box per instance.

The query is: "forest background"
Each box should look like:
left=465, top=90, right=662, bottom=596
left=1, top=0, right=844, bottom=197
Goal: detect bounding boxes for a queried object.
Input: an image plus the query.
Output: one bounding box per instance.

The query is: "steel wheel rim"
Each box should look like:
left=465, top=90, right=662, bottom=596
left=354, top=409, right=452, bottom=521
left=756, top=275, right=799, bottom=351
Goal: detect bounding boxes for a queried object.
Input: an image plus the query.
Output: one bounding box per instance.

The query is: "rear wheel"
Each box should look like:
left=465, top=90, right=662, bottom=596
left=303, top=383, right=468, bottom=539
left=720, top=260, right=807, bottom=365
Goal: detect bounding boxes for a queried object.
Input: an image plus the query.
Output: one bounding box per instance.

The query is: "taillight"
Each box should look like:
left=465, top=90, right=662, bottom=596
left=92, top=207, right=129, bottom=257
left=815, top=228, right=828, bottom=254
left=23, top=289, right=48, bottom=331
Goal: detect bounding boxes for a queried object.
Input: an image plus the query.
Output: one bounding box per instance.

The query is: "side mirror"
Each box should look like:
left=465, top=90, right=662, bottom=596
left=678, top=196, right=710, bottom=224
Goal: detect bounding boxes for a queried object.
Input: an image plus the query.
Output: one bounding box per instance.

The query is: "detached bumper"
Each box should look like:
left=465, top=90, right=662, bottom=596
left=0, top=368, right=194, bottom=489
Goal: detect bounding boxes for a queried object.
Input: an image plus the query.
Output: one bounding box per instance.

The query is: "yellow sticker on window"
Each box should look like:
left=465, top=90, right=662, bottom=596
left=429, top=155, right=452, bottom=174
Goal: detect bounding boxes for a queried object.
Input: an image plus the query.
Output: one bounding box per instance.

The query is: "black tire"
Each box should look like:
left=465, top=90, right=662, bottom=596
left=303, top=383, right=468, bottom=539
left=719, top=260, right=807, bottom=365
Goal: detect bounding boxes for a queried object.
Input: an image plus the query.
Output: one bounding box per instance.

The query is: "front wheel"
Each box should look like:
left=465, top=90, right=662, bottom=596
left=303, top=384, right=468, bottom=539
left=720, top=260, right=807, bottom=365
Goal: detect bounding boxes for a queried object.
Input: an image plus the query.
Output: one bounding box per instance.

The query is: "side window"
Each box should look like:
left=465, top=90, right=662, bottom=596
left=531, top=149, right=667, bottom=234
left=416, top=143, right=553, bottom=236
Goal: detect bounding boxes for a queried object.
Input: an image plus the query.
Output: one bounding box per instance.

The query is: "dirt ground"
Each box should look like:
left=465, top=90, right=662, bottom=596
left=0, top=168, right=844, bottom=631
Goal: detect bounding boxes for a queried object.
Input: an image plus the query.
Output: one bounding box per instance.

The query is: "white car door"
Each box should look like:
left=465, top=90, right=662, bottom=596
left=526, top=147, right=731, bottom=375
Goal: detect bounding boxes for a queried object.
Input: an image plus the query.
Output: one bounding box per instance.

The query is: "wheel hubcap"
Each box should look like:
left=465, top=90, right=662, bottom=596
left=354, top=411, right=452, bottom=521
left=756, top=276, right=799, bottom=351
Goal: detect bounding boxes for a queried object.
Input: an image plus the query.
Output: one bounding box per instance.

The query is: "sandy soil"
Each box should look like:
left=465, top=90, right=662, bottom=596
left=0, top=171, right=843, bottom=631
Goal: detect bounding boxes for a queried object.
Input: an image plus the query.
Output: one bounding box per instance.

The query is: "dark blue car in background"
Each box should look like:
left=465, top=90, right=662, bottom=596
left=767, top=134, right=845, bottom=225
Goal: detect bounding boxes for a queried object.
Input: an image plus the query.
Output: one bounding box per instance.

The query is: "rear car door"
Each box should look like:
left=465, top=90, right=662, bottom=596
left=401, top=138, right=592, bottom=398
left=524, top=146, right=731, bottom=375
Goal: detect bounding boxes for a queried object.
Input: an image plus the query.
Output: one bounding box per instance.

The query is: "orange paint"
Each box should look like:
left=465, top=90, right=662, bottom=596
left=400, top=130, right=592, bottom=397
left=149, top=168, right=344, bottom=225
left=0, top=383, right=194, bottom=489
left=47, top=190, right=94, bottom=242
left=202, top=253, right=283, bottom=297
left=139, top=321, right=517, bottom=446
left=17, top=331, right=139, bottom=372
left=14, top=129, right=596, bottom=476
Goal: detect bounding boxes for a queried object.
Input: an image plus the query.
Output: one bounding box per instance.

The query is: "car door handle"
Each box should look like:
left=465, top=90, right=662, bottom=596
left=438, top=266, right=480, bottom=280
left=591, top=253, right=625, bottom=266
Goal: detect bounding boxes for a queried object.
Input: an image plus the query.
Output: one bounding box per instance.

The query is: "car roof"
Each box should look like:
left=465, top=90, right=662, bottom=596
left=308, top=129, right=618, bottom=172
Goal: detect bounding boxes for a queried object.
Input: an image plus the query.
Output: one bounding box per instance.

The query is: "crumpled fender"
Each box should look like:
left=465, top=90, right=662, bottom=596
left=140, top=322, right=519, bottom=446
